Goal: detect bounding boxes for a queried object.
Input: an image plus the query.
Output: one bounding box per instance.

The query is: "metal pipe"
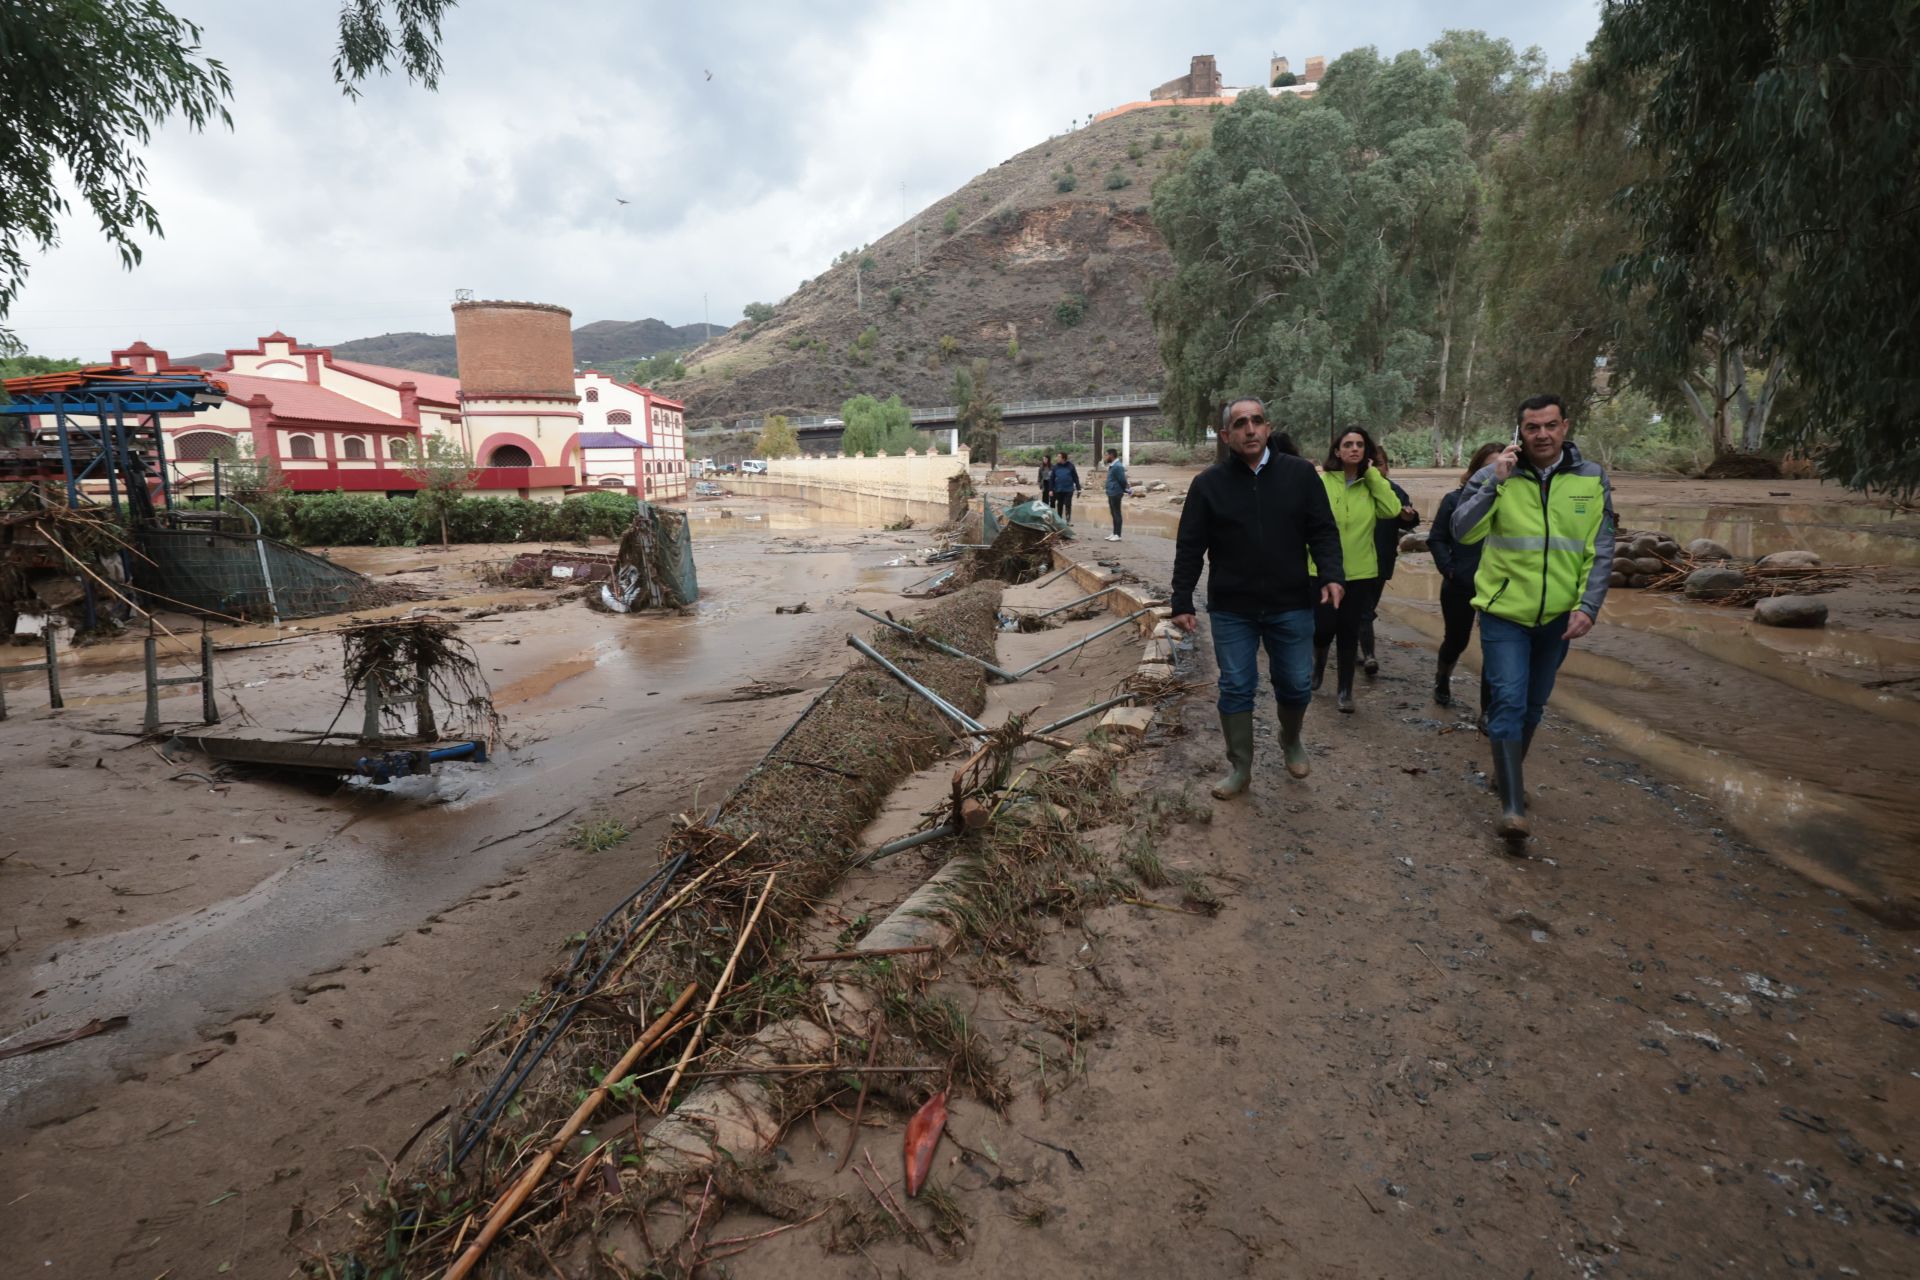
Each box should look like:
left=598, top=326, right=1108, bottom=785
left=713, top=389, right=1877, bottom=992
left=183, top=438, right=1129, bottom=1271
left=855, top=607, right=1017, bottom=681
left=854, top=821, right=961, bottom=868
left=1005, top=584, right=1120, bottom=620
left=845, top=635, right=988, bottom=737
left=222, top=496, right=281, bottom=625
left=1033, top=693, right=1135, bottom=737
left=427, top=742, right=481, bottom=763
left=43, top=627, right=62, bottom=710
left=1008, top=608, right=1151, bottom=678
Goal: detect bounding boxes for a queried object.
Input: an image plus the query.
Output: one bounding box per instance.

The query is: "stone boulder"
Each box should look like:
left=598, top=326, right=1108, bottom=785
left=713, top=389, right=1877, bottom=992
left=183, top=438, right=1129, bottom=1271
left=1684, top=566, right=1747, bottom=599
left=1757, top=549, right=1822, bottom=569
left=1399, top=530, right=1430, bottom=554
left=1687, top=538, right=1735, bottom=560
left=1753, top=595, right=1829, bottom=628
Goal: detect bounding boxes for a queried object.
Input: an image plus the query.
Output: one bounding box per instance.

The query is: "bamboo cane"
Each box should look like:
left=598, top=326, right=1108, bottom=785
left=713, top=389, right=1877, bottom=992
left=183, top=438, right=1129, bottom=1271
left=442, top=980, right=699, bottom=1280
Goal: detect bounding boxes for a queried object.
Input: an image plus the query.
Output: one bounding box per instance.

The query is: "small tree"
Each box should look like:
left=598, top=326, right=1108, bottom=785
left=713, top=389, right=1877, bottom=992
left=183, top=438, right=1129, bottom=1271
left=840, top=394, right=916, bottom=455
left=742, top=301, right=774, bottom=325
left=754, top=414, right=800, bottom=459
left=397, top=434, right=477, bottom=547
left=942, top=208, right=960, bottom=234
left=953, top=358, right=1003, bottom=467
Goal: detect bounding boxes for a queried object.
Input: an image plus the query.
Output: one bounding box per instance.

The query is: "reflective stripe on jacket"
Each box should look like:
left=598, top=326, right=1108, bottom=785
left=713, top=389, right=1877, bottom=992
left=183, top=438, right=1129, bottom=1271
left=1308, top=466, right=1402, bottom=582
left=1451, top=442, right=1616, bottom=624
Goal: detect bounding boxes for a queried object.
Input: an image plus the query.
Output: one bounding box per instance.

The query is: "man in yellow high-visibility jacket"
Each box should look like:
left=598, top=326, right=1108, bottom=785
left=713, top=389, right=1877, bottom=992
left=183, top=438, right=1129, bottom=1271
left=1451, top=393, right=1616, bottom=842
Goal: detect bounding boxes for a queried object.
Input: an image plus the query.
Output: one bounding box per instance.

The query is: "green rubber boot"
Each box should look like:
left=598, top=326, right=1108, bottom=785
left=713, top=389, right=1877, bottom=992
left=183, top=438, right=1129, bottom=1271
left=1278, top=702, right=1310, bottom=778
left=1492, top=739, right=1530, bottom=842
left=1211, top=710, right=1254, bottom=799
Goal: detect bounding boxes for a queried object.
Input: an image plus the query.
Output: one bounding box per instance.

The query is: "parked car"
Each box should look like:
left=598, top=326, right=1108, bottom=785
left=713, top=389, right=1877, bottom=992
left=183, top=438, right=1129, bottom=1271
left=740, top=459, right=769, bottom=475
left=718, top=462, right=738, bottom=474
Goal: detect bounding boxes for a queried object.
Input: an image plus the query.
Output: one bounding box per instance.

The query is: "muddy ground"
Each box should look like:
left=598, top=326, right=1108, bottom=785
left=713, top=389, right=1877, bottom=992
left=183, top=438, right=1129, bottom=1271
left=2, top=476, right=1915, bottom=1278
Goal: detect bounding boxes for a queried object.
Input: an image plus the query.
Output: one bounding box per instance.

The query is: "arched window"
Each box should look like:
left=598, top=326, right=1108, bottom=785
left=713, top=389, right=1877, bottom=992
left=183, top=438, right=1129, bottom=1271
left=597, top=475, right=623, bottom=487
left=342, top=437, right=368, bottom=460
left=389, top=437, right=409, bottom=461
left=288, top=435, right=317, bottom=459
left=487, top=444, right=533, bottom=467
left=173, top=431, right=238, bottom=462
left=606, top=409, right=631, bottom=425
left=585, top=387, right=599, bottom=403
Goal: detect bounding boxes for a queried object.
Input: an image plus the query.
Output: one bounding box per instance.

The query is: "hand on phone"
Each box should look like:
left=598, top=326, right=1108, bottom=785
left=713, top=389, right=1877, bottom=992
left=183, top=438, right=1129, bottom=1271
left=1493, top=444, right=1520, bottom=481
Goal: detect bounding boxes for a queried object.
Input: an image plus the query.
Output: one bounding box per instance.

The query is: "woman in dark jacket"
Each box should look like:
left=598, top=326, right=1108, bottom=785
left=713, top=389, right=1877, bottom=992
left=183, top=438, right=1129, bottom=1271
left=1359, top=445, right=1420, bottom=675
left=1427, top=441, right=1504, bottom=709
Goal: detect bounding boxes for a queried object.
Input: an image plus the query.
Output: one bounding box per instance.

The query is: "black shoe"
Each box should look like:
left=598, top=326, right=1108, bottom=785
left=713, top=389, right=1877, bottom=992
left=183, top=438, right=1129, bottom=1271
left=1492, top=739, right=1529, bottom=842
left=1433, top=659, right=1455, bottom=707
left=1336, top=686, right=1355, bottom=714
left=1362, top=647, right=1379, bottom=677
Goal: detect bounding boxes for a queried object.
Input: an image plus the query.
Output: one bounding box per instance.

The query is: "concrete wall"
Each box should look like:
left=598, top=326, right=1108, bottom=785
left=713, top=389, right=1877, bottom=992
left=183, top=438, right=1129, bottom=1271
left=725, top=448, right=971, bottom=524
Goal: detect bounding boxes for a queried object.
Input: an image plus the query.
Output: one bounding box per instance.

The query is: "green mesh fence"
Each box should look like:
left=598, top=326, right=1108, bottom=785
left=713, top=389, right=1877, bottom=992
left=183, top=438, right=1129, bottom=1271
left=132, top=527, right=391, bottom=620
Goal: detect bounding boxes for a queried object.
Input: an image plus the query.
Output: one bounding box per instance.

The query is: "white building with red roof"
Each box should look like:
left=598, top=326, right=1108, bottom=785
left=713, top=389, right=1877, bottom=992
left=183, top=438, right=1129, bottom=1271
left=110, top=326, right=690, bottom=502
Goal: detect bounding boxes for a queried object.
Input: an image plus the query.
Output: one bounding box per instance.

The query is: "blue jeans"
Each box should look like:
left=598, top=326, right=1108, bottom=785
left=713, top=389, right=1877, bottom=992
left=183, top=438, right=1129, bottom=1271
left=1210, top=607, right=1315, bottom=714
left=1479, top=611, right=1572, bottom=740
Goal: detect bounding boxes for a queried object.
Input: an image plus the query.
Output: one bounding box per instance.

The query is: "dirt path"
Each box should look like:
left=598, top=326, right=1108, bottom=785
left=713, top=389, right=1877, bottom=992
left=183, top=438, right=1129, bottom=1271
left=712, top=522, right=1917, bottom=1278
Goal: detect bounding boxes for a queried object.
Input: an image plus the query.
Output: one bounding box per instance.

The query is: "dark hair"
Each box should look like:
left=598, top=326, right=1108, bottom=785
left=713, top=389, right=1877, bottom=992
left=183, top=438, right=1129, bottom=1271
left=1055, top=451, right=1069, bottom=461
left=1104, top=447, right=1118, bottom=458
left=1219, top=396, right=1266, bottom=431
left=1374, top=443, right=1393, bottom=468
left=1461, top=440, right=1503, bottom=486
left=1271, top=431, right=1300, bottom=457
left=1514, top=393, right=1567, bottom=426
left=1323, top=425, right=1379, bottom=472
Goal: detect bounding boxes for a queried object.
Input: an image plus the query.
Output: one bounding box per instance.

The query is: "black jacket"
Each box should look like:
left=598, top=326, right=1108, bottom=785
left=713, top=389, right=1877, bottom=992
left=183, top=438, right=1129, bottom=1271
left=1170, top=451, right=1343, bottom=616
left=1372, top=479, right=1419, bottom=582
left=1428, top=487, right=1481, bottom=587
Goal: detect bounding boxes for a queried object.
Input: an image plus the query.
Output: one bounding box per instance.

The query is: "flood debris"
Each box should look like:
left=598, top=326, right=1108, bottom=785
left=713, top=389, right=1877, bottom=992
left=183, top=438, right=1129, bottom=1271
left=0, top=1014, right=129, bottom=1061
left=774, top=601, right=811, bottom=614
left=340, top=616, right=498, bottom=744
left=904, top=1088, right=949, bottom=1197
left=595, top=501, right=699, bottom=613
left=481, top=547, right=617, bottom=588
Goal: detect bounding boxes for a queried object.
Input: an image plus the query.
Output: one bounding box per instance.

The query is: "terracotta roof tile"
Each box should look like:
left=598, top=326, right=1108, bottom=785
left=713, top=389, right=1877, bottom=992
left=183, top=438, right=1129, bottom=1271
left=218, top=372, right=412, bottom=428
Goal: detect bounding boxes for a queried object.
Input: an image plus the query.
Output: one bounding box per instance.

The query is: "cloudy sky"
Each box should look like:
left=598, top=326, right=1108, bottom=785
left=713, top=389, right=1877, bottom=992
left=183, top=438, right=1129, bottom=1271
left=12, top=0, right=1601, bottom=360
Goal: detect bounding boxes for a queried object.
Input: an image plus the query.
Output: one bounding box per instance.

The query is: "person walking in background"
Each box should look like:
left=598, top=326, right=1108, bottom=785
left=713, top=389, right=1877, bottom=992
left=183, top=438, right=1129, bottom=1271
left=1358, top=444, right=1420, bottom=675
left=1050, top=451, right=1081, bottom=523
left=1310, top=427, right=1404, bottom=713
left=1452, top=394, right=1615, bottom=843
left=1170, top=398, right=1343, bottom=795
left=1103, top=446, right=1128, bottom=541
left=1037, top=455, right=1056, bottom=512
left=1428, top=441, right=1504, bottom=715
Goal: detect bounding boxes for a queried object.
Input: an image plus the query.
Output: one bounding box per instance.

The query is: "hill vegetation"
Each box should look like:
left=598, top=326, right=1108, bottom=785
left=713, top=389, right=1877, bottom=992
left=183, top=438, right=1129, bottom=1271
left=668, top=107, right=1208, bottom=426
left=180, top=319, right=718, bottom=379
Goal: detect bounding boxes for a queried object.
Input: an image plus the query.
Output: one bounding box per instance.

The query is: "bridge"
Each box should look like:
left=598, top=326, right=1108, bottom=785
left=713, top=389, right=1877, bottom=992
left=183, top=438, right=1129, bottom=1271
left=719, top=391, right=1164, bottom=445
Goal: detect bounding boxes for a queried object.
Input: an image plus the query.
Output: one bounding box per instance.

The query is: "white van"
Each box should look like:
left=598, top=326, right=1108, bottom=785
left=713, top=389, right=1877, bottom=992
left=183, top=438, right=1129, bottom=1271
left=740, top=459, right=769, bottom=475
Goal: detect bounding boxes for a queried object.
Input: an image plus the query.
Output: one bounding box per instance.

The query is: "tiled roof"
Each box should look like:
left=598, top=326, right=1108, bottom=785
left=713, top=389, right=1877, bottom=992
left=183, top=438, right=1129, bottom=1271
left=577, top=431, right=648, bottom=449
left=218, top=372, right=413, bottom=428
left=329, top=360, right=463, bottom=406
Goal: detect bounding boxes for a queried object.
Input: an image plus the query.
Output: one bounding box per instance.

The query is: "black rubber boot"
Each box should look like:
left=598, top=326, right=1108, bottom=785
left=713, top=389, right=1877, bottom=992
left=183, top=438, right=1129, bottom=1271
left=1336, top=648, right=1357, bottom=713
left=1311, top=643, right=1330, bottom=692
left=1277, top=702, right=1310, bottom=778
left=1211, top=711, right=1254, bottom=799
left=1361, top=621, right=1379, bottom=676
left=1493, top=739, right=1529, bottom=842
left=1433, top=658, right=1455, bottom=707
left=1521, top=722, right=1537, bottom=758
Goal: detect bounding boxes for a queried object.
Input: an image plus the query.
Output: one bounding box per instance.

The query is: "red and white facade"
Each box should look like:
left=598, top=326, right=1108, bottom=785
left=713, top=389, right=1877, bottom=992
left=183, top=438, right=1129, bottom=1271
left=109, top=334, right=691, bottom=501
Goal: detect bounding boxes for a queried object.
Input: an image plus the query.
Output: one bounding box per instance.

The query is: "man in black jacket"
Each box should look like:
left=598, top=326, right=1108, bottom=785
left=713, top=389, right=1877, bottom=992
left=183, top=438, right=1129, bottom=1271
left=1171, top=398, right=1345, bottom=796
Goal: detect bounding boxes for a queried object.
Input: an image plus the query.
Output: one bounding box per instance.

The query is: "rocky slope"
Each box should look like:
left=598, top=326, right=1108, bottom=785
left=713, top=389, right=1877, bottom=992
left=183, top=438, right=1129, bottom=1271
left=673, top=106, right=1206, bottom=426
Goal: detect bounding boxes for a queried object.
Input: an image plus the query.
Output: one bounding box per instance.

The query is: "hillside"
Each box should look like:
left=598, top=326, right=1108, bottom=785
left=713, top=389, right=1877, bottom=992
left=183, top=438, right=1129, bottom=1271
left=179, top=319, right=717, bottom=377
left=672, top=107, right=1207, bottom=426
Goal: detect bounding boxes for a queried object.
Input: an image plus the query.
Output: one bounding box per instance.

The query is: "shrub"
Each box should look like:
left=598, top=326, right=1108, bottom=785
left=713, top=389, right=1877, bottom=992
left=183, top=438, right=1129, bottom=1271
left=942, top=208, right=960, bottom=234
left=1127, top=140, right=1144, bottom=161
left=888, top=285, right=905, bottom=309
left=1055, top=174, right=1077, bottom=193
left=1054, top=293, right=1087, bottom=328
left=1151, top=132, right=1165, bottom=150
left=742, top=301, right=774, bottom=324
left=1105, top=169, right=1132, bottom=190
left=286, top=493, right=418, bottom=546
left=1006, top=338, right=1020, bottom=361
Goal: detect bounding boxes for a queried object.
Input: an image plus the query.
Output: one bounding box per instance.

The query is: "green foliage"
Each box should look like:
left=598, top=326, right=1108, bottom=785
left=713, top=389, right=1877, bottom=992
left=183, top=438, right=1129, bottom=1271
left=1150, top=43, right=1537, bottom=445
left=1054, top=294, right=1086, bottom=328
left=278, top=489, right=637, bottom=548
left=285, top=493, right=419, bottom=546
left=839, top=393, right=917, bottom=456
left=569, top=818, right=629, bottom=853
left=1150, top=132, right=1165, bottom=150
left=395, top=433, right=476, bottom=547
left=943, top=208, right=960, bottom=234
left=1104, top=169, right=1132, bottom=190
left=1054, top=173, right=1077, bottom=193
left=628, top=352, right=686, bottom=386
left=952, top=358, right=1002, bottom=467
left=1591, top=1, right=1920, bottom=493
left=1127, top=140, right=1144, bottom=160
left=1272, top=71, right=1298, bottom=87
left=0, top=353, right=83, bottom=379
left=887, top=285, right=905, bottom=309
left=742, top=301, right=775, bottom=325
left=754, top=414, right=800, bottom=459
left=1006, top=338, right=1020, bottom=362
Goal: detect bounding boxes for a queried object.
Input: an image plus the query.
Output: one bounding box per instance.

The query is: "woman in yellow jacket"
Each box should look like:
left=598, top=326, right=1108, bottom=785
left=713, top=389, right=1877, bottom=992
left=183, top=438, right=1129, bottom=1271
left=1311, top=426, right=1405, bottom=712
